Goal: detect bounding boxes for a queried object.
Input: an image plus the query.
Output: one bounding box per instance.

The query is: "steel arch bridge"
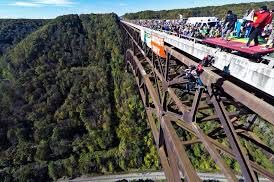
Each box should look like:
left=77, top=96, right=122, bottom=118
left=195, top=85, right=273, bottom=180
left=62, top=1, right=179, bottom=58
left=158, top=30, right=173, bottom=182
left=121, top=22, right=274, bottom=182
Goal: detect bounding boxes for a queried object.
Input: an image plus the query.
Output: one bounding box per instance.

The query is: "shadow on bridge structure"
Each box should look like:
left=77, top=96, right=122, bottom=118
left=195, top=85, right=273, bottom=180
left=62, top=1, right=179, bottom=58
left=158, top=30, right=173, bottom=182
left=121, top=22, right=274, bottom=182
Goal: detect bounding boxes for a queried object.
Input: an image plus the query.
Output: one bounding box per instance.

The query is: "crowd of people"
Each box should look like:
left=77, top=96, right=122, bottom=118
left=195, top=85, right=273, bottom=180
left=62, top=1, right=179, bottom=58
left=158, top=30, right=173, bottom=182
left=131, top=5, right=274, bottom=48
left=132, top=18, right=222, bottom=39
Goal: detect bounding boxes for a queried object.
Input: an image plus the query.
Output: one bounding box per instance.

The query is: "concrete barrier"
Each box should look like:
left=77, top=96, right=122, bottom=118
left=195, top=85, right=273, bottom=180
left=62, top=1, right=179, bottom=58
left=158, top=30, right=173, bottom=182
left=122, top=21, right=274, bottom=97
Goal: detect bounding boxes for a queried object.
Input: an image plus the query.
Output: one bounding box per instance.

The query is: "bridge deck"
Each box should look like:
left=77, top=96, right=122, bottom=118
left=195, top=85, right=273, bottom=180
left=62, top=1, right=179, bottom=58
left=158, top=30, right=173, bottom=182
left=122, top=21, right=274, bottom=97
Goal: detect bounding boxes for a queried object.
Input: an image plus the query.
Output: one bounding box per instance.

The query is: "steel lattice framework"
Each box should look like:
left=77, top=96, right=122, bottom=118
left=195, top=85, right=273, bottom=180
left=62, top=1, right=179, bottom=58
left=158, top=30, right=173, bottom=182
left=121, top=22, right=274, bottom=182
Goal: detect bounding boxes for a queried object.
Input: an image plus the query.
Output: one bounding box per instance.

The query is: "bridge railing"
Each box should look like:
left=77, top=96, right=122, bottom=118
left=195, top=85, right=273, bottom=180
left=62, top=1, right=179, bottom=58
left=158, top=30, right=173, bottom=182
left=160, top=29, right=204, bottom=43
left=122, top=20, right=274, bottom=98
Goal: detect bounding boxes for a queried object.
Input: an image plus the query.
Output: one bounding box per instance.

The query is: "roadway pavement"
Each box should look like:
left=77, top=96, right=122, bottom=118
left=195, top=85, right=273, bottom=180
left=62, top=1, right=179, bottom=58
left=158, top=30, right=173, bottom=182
left=59, top=171, right=271, bottom=182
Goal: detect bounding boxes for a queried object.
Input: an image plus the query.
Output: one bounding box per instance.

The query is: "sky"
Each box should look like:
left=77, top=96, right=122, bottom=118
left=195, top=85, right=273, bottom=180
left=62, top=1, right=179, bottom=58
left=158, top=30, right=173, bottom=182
left=0, top=0, right=270, bottom=19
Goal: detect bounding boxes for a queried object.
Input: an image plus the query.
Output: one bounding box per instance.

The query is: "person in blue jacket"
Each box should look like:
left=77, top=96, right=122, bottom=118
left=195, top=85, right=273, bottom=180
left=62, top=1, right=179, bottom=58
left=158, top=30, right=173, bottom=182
left=222, top=10, right=237, bottom=40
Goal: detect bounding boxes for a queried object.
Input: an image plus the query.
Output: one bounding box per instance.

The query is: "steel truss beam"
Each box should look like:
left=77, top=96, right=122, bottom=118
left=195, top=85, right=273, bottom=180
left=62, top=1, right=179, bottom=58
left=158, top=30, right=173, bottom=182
left=121, top=23, right=274, bottom=182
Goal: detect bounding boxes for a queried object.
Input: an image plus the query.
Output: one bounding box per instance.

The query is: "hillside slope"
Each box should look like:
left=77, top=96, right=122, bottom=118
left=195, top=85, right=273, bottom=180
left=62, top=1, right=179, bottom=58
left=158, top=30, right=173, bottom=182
left=0, top=19, right=48, bottom=55
left=123, top=1, right=274, bottom=20
left=0, top=14, right=158, bottom=181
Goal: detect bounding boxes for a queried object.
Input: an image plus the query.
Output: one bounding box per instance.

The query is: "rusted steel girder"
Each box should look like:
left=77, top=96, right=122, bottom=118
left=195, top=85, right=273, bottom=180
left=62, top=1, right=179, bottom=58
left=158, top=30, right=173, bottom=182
left=125, top=47, right=237, bottom=181
left=174, top=119, right=274, bottom=180
left=165, top=46, right=274, bottom=125
left=126, top=48, right=238, bottom=181
left=149, top=109, right=274, bottom=180
left=121, top=22, right=274, bottom=182
left=124, top=33, right=257, bottom=181
left=208, top=86, right=257, bottom=182
left=127, top=51, right=175, bottom=181
left=126, top=49, right=201, bottom=181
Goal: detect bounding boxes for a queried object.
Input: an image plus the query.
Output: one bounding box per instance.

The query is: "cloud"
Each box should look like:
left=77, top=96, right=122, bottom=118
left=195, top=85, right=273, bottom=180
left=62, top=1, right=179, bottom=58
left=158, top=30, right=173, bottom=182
left=10, top=1, right=42, bottom=7
left=34, top=0, right=75, bottom=6
left=10, top=0, right=75, bottom=7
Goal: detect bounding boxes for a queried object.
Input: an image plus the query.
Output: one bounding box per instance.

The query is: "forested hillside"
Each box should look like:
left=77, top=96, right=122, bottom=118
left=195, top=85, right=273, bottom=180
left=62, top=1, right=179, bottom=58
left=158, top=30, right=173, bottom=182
left=0, top=14, right=158, bottom=181
left=123, top=1, right=274, bottom=20
left=0, top=19, right=48, bottom=55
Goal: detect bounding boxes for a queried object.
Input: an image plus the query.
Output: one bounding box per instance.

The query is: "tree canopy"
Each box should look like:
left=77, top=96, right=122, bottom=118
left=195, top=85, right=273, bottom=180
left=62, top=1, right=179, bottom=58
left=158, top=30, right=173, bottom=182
left=0, top=19, right=48, bottom=55
left=123, top=1, right=274, bottom=20
left=0, top=14, right=158, bottom=181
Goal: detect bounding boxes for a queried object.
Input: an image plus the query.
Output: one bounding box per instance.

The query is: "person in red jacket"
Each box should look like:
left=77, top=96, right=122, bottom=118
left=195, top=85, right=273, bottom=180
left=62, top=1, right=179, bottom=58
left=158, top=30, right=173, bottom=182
left=244, top=6, right=273, bottom=47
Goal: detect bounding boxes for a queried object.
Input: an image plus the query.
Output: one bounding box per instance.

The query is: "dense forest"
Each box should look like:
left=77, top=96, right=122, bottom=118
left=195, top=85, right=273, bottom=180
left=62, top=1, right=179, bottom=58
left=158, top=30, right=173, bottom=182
left=0, top=14, right=158, bottom=181
left=123, top=1, right=274, bottom=20
left=0, top=19, right=48, bottom=55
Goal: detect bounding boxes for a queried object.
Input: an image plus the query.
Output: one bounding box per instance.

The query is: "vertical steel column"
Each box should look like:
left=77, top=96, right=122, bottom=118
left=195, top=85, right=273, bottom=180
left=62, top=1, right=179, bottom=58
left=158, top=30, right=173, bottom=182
left=162, top=52, right=170, bottom=111
left=208, top=86, right=258, bottom=182
left=161, top=116, right=201, bottom=182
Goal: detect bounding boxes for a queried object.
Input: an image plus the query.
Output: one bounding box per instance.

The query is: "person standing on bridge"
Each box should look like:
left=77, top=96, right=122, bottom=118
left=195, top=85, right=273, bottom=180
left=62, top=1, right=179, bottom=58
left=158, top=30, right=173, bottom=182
left=244, top=6, right=273, bottom=48
left=221, top=10, right=237, bottom=41
left=264, top=10, right=274, bottom=49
